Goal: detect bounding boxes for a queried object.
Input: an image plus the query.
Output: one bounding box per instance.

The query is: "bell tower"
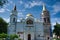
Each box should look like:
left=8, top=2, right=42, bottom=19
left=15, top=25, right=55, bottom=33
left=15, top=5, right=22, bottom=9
left=9, top=5, right=18, bottom=34
left=10, top=5, right=17, bottom=24
left=41, top=4, right=52, bottom=40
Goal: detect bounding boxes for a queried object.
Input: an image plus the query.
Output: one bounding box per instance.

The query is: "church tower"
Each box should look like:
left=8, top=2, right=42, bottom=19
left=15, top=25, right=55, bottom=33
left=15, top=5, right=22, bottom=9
left=41, top=4, right=52, bottom=40
left=10, top=5, right=17, bottom=24
left=9, top=5, right=18, bottom=34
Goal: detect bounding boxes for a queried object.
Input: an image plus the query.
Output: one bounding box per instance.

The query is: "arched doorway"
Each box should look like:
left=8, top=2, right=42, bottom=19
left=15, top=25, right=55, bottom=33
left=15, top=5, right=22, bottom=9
left=28, top=34, right=31, bottom=40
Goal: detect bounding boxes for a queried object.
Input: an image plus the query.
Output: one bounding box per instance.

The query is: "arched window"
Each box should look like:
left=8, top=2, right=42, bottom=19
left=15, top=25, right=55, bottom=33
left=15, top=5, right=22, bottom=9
left=26, top=20, right=33, bottom=24
left=13, top=18, right=15, bottom=23
left=44, top=18, right=46, bottom=23
left=47, top=18, right=50, bottom=23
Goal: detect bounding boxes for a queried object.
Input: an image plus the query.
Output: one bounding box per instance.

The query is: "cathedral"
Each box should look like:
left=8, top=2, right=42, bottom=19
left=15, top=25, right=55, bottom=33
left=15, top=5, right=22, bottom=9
left=8, top=4, right=52, bottom=40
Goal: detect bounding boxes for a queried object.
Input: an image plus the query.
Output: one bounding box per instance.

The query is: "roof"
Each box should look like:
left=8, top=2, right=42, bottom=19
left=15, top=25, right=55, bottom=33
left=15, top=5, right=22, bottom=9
left=26, top=13, right=33, bottom=17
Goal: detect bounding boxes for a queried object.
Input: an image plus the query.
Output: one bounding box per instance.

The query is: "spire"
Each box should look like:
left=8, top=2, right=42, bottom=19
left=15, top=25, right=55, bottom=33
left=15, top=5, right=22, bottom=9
left=43, top=4, right=47, bottom=11
left=14, top=5, right=16, bottom=10
left=42, top=4, right=47, bottom=15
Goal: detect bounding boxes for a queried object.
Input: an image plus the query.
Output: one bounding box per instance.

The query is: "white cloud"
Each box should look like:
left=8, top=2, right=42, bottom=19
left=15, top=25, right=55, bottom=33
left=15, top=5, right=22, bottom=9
left=18, top=9, right=25, bottom=12
left=0, top=8, right=10, bottom=13
left=8, top=0, right=13, bottom=4
left=3, top=0, right=14, bottom=8
left=17, top=12, right=24, bottom=22
left=24, top=1, right=44, bottom=8
left=3, top=18, right=10, bottom=23
left=52, top=19, right=60, bottom=30
left=17, top=19, right=20, bottom=22
left=18, top=12, right=24, bottom=18
left=30, top=1, right=44, bottom=7
left=0, top=8, right=5, bottom=13
left=3, top=5, right=7, bottom=8
left=51, top=18, right=60, bottom=30
left=24, top=3, right=30, bottom=8
left=6, top=9, right=10, bottom=12
left=9, top=1, right=13, bottom=4
left=19, top=1, right=23, bottom=4
left=0, top=0, right=13, bottom=13
left=51, top=22, right=56, bottom=26
left=4, top=0, right=15, bottom=8
left=52, top=2, right=60, bottom=15
left=51, top=18, right=60, bottom=26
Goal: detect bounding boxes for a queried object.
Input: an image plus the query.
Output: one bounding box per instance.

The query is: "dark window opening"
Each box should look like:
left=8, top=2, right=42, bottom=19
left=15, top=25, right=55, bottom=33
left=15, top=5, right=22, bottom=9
left=44, top=18, right=46, bottom=23
left=38, top=35, right=40, bottom=37
left=26, top=20, right=33, bottom=24
left=13, top=18, right=15, bottom=23
left=47, top=37, right=49, bottom=40
left=47, top=18, right=50, bottom=23
left=28, top=34, right=31, bottom=40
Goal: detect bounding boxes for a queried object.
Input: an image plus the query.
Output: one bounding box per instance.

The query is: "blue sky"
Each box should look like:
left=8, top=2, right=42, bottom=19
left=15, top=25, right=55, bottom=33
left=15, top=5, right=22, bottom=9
left=0, top=0, right=60, bottom=29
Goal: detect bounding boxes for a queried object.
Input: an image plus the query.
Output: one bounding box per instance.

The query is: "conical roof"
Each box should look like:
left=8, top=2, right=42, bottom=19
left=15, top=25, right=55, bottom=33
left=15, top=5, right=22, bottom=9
left=14, top=5, right=16, bottom=10
left=43, top=4, right=47, bottom=11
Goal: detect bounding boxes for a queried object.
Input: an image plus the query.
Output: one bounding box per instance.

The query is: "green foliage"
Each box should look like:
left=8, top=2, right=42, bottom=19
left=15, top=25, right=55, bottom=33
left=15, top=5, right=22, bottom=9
left=53, top=38, right=60, bottom=40
left=0, top=33, right=8, bottom=38
left=53, top=23, right=60, bottom=37
left=10, top=34, right=18, bottom=40
left=18, top=38, right=21, bottom=40
left=0, top=17, right=8, bottom=34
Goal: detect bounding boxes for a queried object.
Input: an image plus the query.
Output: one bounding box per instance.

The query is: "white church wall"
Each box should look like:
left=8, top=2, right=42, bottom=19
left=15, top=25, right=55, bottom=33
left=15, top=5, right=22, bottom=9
left=24, top=31, right=35, bottom=40
left=16, top=22, right=25, bottom=39
left=35, top=22, right=44, bottom=40
left=16, top=22, right=24, bottom=32
left=19, top=34, right=24, bottom=40
left=35, top=22, right=44, bottom=32
left=8, top=25, right=16, bottom=34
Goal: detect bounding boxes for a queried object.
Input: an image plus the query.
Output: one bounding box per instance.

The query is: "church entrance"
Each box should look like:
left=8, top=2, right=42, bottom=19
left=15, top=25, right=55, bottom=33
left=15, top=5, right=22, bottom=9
left=28, top=34, right=31, bottom=40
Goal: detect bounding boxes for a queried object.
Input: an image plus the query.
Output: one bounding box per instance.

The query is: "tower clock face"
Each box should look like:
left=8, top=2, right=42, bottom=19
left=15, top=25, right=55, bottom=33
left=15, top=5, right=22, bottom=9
left=26, top=20, right=33, bottom=24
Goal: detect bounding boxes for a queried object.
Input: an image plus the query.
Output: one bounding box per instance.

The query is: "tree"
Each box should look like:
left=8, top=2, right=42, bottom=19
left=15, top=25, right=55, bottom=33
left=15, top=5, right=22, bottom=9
left=0, top=33, right=8, bottom=38
left=0, top=17, right=8, bottom=34
left=53, top=23, right=60, bottom=38
left=0, top=0, right=8, bottom=7
left=10, top=34, right=18, bottom=40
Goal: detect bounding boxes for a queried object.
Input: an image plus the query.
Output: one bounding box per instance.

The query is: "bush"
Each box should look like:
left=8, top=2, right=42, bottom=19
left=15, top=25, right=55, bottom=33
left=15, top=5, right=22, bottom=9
left=0, top=33, right=8, bottom=38
left=10, top=34, right=18, bottom=40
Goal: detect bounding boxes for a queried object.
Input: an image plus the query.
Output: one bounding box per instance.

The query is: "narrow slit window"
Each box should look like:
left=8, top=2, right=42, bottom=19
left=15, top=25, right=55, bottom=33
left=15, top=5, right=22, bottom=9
left=13, top=18, right=15, bottom=23
left=44, top=18, right=46, bottom=22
